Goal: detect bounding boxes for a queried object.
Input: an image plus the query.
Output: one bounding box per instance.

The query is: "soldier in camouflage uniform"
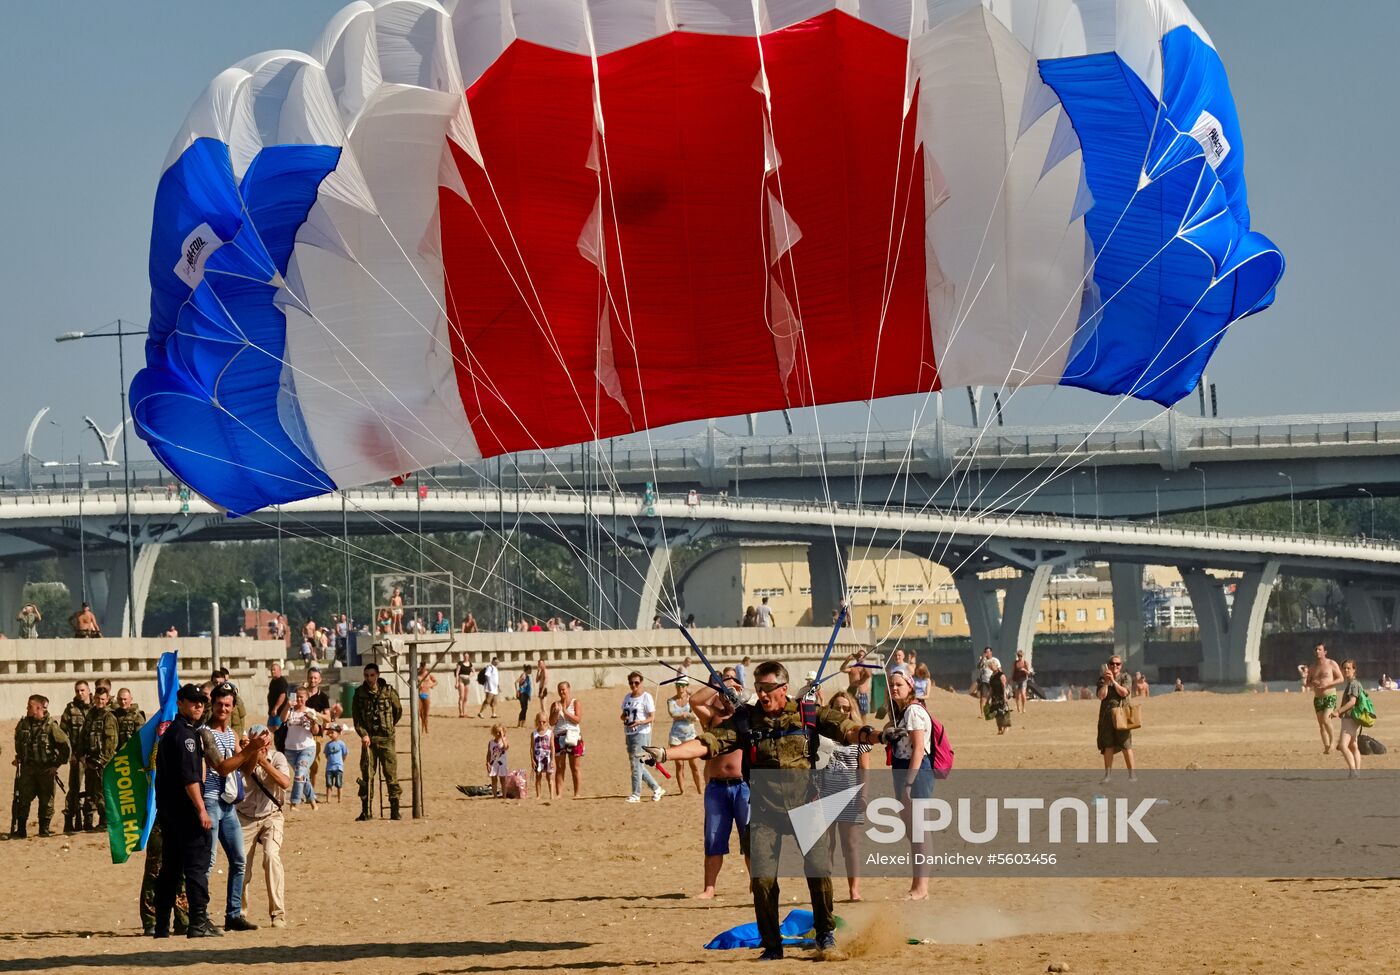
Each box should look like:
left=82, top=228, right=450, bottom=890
left=82, top=682, right=118, bottom=832
left=58, top=680, right=91, bottom=834
left=352, top=662, right=403, bottom=821
left=11, top=694, right=71, bottom=838
left=111, top=688, right=147, bottom=750
left=646, top=661, right=890, bottom=961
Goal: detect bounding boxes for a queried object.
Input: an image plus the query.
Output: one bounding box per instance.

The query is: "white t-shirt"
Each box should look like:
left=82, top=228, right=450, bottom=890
left=484, top=664, right=500, bottom=694
left=283, top=707, right=318, bottom=752
left=622, top=691, right=655, bottom=738
left=755, top=604, right=774, bottom=627
left=892, top=702, right=933, bottom=763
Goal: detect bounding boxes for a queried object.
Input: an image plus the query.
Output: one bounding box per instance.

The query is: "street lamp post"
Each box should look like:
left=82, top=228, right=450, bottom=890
left=56, top=321, right=147, bottom=636
left=319, top=583, right=342, bottom=615
left=238, top=577, right=261, bottom=612
left=1359, top=488, right=1376, bottom=538
left=169, top=579, right=192, bottom=635
left=1277, top=472, right=1295, bottom=533
left=1193, top=467, right=1207, bottom=528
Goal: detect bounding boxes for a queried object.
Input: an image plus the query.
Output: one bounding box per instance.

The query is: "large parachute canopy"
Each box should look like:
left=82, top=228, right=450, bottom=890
left=135, top=0, right=1283, bottom=515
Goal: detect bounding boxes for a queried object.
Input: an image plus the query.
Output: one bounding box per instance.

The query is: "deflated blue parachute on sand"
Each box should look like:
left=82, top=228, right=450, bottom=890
left=705, top=909, right=834, bottom=949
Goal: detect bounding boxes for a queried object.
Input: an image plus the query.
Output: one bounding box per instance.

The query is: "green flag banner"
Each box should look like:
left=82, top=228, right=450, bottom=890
left=103, top=738, right=152, bottom=863
left=103, top=651, right=179, bottom=864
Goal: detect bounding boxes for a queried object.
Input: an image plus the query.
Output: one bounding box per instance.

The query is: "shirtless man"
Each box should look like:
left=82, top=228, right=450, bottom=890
left=69, top=602, right=101, bottom=638
left=689, top=673, right=750, bottom=899
left=1303, top=643, right=1344, bottom=754
left=840, top=649, right=873, bottom=716
left=389, top=588, right=405, bottom=635
left=535, top=658, right=550, bottom=713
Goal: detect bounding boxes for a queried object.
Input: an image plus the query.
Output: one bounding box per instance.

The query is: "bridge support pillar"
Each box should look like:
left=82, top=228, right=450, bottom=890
left=58, top=543, right=163, bottom=637
left=1182, top=561, right=1278, bottom=685
left=1342, top=581, right=1400, bottom=631
left=955, top=564, right=1053, bottom=666
left=0, top=564, right=23, bottom=637
left=807, top=539, right=851, bottom=628
left=1110, top=563, right=1146, bottom=672
left=594, top=543, right=672, bottom=630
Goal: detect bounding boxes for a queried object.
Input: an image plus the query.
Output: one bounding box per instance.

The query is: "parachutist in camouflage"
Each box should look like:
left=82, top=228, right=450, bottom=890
left=11, top=694, right=71, bottom=838
left=58, top=680, right=91, bottom=834
left=352, top=663, right=403, bottom=821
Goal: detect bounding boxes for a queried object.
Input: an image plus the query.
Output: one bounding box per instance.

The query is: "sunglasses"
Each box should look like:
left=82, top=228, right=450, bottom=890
left=628, top=679, right=642, bottom=685
left=755, top=681, right=787, bottom=694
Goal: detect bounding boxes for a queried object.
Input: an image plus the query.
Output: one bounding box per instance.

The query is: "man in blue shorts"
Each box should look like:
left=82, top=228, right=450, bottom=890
left=695, top=673, right=748, bottom=899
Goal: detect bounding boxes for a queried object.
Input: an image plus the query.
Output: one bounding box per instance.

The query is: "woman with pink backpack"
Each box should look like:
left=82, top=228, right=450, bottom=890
left=886, top=668, right=954, bottom=901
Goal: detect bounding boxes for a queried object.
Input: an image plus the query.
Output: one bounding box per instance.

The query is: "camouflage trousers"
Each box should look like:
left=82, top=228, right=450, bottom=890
left=358, top=735, right=401, bottom=801
left=83, top=762, right=107, bottom=823
left=63, top=761, right=83, bottom=819
left=14, top=767, right=58, bottom=832
left=140, top=821, right=189, bottom=930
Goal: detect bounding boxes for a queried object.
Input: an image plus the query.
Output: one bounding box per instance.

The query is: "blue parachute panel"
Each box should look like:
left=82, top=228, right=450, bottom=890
left=1045, top=26, right=1283, bottom=405
left=133, top=138, right=340, bottom=515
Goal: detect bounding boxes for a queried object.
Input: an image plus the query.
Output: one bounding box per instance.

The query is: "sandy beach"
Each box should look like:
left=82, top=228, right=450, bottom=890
left=2, top=683, right=1397, bottom=974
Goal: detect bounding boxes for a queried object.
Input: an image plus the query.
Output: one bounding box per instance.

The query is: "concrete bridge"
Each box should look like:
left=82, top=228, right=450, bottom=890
left=10, top=408, right=1400, bottom=520
left=2, top=486, right=1398, bottom=685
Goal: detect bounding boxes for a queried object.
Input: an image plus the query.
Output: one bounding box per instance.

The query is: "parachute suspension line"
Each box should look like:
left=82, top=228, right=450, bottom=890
left=235, top=180, right=683, bottom=628
left=577, top=2, right=691, bottom=629
left=747, top=0, right=850, bottom=614
left=840, top=85, right=1226, bottom=618
left=198, top=249, right=654, bottom=634
left=842, top=105, right=1209, bottom=606
left=866, top=279, right=1252, bottom=652
left=247, top=498, right=590, bottom=630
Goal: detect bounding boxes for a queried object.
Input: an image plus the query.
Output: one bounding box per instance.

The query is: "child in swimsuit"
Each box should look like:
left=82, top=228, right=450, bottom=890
left=487, top=724, right=510, bottom=797
left=530, top=713, right=554, bottom=800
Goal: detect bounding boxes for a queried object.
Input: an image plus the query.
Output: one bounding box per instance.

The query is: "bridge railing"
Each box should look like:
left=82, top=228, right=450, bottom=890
left=4, top=481, right=1399, bottom=559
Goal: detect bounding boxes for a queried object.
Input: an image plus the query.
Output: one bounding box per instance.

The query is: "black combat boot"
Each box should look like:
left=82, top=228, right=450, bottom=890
left=7, top=824, right=25, bottom=840
left=355, top=796, right=371, bottom=821
left=152, top=911, right=171, bottom=938
left=63, top=812, right=76, bottom=834
left=186, top=914, right=224, bottom=938
left=38, top=820, right=52, bottom=838
left=389, top=798, right=402, bottom=820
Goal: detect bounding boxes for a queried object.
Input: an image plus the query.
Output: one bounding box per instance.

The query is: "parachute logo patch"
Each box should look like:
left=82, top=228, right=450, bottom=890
left=173, top=222, right=224, bottom=288
left=1190, top=110, right=1231, bottom=169
left=184, top=738, right=196, bottom=752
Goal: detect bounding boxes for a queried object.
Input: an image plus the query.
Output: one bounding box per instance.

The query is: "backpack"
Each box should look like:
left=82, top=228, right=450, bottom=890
left=884, top=703, right=955, bottom=779
left=1358, top=734, right=1387, bottom=755
left=477, top=668, right=489, bottom=687
left=929, top=715, right=955, bottom=778
left=1352, top=687, right=1378, bottom=728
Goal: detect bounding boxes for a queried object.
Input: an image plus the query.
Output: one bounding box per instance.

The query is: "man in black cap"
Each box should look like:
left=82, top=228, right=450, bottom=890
left=153, top=684, right=270, bottom=938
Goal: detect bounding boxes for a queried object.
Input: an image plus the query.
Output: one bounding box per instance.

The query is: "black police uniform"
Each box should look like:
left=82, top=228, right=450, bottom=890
left=153, top=711, right=214, bottom=933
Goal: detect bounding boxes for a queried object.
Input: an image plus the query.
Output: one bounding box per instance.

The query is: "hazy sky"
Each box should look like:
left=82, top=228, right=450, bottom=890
left=1, top=1, right=1392, bottom=463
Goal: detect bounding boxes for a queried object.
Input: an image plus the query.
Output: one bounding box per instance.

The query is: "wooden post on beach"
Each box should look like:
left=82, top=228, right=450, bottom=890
left=408, top=641, right=423, bottom=818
